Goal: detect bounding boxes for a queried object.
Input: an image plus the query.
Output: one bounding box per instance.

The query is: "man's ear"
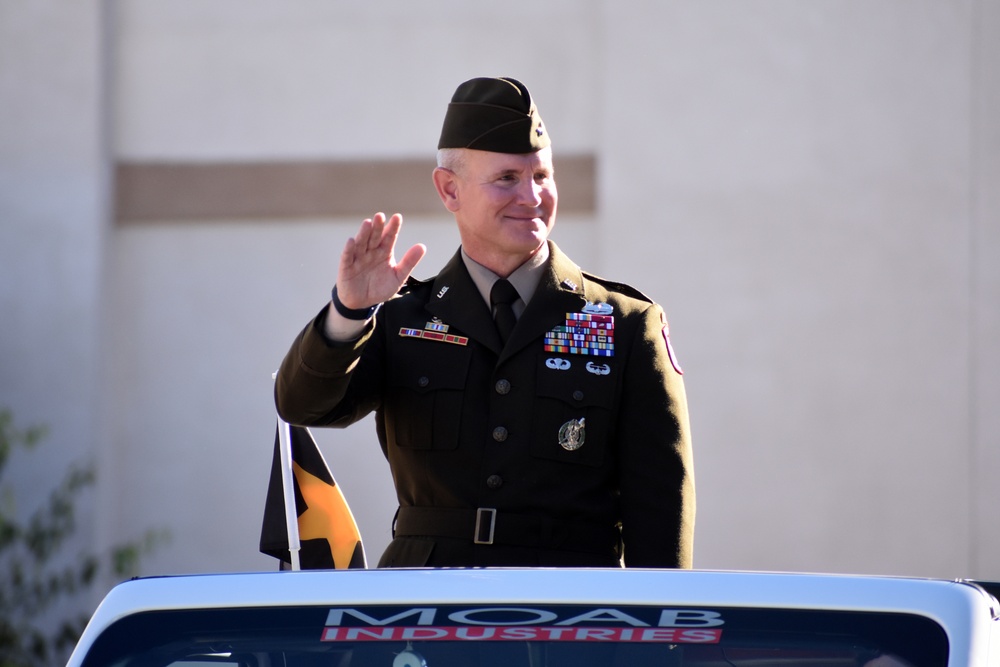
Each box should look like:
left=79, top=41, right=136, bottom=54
left=432, top=167, right=461, bottom=212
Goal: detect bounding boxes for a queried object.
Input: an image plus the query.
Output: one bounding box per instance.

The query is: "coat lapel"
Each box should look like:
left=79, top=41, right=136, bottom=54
left=500, top=242, right=588, bottom=364
left=424, top=249, right=504, bottom=354
left=420, top=243, right=591, bottom=361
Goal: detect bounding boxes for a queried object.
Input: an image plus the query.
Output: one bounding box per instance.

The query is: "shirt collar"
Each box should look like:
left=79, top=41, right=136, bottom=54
left=461, top=243, right=550, bottom=314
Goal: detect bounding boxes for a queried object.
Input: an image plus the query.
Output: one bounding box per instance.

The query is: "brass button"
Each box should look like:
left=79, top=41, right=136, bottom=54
left=492, top=427, right=508, bottom=442
left=495, top=379, right=511, bottom=395
left=486, top=475, right=503, bottom=489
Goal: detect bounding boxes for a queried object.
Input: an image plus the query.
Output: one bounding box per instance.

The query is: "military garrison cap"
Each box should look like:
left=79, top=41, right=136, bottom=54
left=438, top=77, right=550, bottom=153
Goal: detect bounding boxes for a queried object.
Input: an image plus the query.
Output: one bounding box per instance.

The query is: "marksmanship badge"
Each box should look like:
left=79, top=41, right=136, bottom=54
left=558, top=418, right=586, bottom=451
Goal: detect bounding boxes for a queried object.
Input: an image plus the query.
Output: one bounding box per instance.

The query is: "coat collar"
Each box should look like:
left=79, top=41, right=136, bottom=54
left=425, top=241, right=589, bottom=359
left=425, top=250, right=499, bottom=351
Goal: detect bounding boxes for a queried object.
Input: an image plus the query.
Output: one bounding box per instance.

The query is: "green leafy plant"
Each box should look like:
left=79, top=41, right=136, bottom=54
left=0, top=409, right=160, bottom=667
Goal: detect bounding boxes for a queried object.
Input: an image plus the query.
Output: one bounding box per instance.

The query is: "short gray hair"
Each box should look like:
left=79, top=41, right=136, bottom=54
left=436, top=148, right=467, bottom=173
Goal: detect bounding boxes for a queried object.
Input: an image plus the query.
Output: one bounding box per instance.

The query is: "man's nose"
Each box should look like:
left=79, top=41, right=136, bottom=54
left=518, top=179, right=544, bottom=206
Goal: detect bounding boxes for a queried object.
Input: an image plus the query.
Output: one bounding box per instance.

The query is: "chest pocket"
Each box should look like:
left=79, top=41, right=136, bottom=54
left=385, top=338, right=471, bottom=450
left=531, top=355, right=618, bottom=467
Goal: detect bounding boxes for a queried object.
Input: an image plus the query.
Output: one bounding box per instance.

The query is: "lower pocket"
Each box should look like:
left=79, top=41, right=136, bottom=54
left=530, top=400, right=610, bottom=467
left=386, top=386, right=463, bottom=450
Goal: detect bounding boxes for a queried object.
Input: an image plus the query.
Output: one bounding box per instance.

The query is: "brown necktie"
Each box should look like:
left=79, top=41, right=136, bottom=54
left=490, top=279, right=519, bottom=345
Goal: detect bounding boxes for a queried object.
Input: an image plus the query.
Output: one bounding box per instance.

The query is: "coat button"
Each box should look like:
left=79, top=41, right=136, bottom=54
left=418, top=376, right=430, bottom=388
left=495, top=379, right=511, bottom=395
left=486, top=475, right=503, bottom=489
left=492, top=427, right=508, bottom=442
left=573, top=390, right=584, bottom=401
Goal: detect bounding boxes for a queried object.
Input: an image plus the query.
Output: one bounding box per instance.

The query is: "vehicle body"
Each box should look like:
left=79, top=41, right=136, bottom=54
left=67, top=569, right=1000, bottom=666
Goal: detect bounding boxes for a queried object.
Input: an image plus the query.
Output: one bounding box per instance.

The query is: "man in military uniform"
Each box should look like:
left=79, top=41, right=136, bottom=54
left=275, top=77, right=694, bottom=568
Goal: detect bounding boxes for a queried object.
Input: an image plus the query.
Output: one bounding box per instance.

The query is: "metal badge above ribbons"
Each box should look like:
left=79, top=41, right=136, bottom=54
left=399, top=318, right=468, bottom=346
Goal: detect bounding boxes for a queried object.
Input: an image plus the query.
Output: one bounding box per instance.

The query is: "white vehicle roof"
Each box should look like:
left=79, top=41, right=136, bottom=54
left=68, top=569, right=1000, bottom=667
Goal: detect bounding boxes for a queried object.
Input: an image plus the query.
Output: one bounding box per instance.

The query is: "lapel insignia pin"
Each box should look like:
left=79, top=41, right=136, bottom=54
left=560, top=279, right=578, bottom=291
left=558, top=418, right=586, bottom=451
left=436, top=286, right=450, bottom=299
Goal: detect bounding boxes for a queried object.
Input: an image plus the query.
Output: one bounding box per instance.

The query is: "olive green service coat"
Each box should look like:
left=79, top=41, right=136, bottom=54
left=275, top=242, right=694, bottom=568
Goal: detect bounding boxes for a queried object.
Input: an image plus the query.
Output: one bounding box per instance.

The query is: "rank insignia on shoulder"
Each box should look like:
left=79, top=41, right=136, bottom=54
left=543, top=311, right=615, bottom=357
left=399, top=323, right=468, bottom=346
left=558, top=418, right=586, bottom=451
left=662, top=319, right=683, bottom=375
left=582, top=302, right=613, bottom=315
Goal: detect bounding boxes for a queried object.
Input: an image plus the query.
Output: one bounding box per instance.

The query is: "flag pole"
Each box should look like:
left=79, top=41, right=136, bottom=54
left=273, top=371, right=302, bottom=571
left=277, top=416, right=302, bottom=571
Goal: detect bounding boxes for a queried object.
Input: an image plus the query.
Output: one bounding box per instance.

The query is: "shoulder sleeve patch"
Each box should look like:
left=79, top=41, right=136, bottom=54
left=661, top=311, right=684, bottom=375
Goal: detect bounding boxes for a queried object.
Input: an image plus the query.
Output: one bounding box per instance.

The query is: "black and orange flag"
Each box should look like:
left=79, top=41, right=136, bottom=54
left=260, top=422, right=367, bottom=569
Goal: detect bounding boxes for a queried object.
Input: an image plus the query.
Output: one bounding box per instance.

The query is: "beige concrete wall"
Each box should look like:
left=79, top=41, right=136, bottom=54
left=104, top=0, right=605, bottom=575
left=600, top=1, right=988, bottom=577
left=970, top=0, right=1000, bottom=575
left=0, top=0, right=110, bottom=587
left=2, top=0, right=997, bottom=582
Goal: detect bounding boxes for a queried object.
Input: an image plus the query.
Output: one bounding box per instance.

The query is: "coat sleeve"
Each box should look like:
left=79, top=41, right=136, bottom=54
left=616, top=303, right=695, bottom=568
left=274, top=304, right=385, bottom=427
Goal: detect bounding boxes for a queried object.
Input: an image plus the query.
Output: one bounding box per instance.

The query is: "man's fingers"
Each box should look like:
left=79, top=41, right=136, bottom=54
left=382, top=213, right=403, bottom=243
left=340, top=236, right=357, bottom=269
left=368, top=212, right=387, bottom=251
left=353, top=218, right=374, bottom=256
left=338, top=212, right=423, bottom=308
left=396, top=243, right=427, bottom=280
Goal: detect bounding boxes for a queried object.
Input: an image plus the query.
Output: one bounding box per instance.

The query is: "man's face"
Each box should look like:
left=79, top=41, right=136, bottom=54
left=447, top=147, right=558, bottom=269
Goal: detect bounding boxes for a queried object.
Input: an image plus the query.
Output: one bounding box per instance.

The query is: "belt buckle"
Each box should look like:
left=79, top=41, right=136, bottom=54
left=474, top=507, right=497, bottom=545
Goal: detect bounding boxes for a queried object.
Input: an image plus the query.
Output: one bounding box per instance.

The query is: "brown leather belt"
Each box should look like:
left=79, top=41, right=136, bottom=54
left=394, top=506, right=620, bottom=556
